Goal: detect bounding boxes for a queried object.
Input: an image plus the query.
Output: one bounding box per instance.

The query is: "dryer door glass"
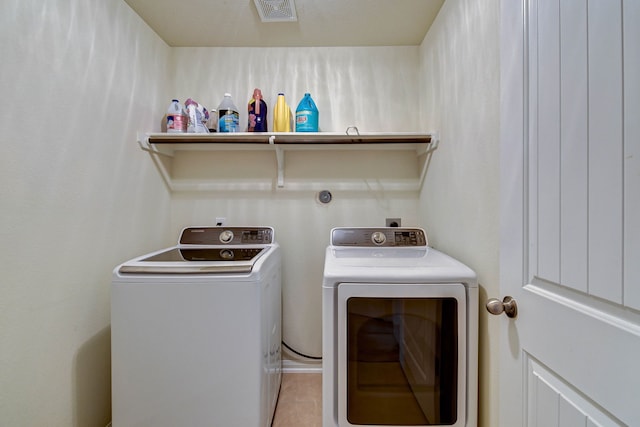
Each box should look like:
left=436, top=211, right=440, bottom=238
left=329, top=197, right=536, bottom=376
left=337, top=283, right=467, bottom=426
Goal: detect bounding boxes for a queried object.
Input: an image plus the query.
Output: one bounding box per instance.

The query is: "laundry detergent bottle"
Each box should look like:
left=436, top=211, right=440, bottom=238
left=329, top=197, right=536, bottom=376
left=185, top=98, right=209, bottom=133
left=273, top=93, right=291, bottom=132
left=295, top=93, right=319, bottom=132
left=217, top=93, right=240, bottom=133
left=248, top=88, right=268, bottom=132
left=166, top=99, right=187, bottom=133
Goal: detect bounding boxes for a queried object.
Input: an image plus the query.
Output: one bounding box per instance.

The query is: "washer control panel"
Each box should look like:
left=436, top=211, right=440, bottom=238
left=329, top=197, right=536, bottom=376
left=331, top=227, right=427, bottom=247
left=179, top=227, right=274, bottom=245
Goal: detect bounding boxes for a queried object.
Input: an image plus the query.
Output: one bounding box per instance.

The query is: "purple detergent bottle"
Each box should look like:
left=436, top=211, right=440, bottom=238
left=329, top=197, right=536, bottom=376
left=248, top=88, right=268, bottom=132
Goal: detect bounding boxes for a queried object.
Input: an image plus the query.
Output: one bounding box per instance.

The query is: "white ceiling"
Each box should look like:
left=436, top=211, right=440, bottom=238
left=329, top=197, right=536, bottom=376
left=123, top=0, right=445, bottom=47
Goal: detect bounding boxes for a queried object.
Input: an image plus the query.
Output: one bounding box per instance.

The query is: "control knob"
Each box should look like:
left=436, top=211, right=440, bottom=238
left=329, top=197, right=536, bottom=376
left=219, top=230, right=234, bottom=243
left=371, top=231, right=386, bottom=245
left=220, top=249, right=234, bottom=260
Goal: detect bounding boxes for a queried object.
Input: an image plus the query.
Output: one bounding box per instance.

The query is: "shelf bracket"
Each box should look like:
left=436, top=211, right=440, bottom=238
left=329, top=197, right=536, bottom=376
left=417, top=133, right=439, bottom=190
left=275, top=147, right=284, bottom=187
left=269, top=135, right=285, bottom=188
left=137, top=132, right=174, bottom=158
left=137, top=133, right=175, bottom=192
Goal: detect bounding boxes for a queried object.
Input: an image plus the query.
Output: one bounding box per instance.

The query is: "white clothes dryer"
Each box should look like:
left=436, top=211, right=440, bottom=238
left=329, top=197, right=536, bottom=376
left=112, top=227, right=281, bottom=427
left=322, top=227, right=478, bottom=427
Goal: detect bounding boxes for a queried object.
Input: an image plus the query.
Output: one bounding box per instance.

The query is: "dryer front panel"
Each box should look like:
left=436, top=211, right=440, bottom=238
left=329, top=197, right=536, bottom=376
left=337, top=283, right=467, bottom=427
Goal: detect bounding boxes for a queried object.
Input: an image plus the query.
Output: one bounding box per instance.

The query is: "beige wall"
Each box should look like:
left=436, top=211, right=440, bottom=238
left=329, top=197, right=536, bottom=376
left=418, top=1, right=501, bottom=426
left=169, top=46, right=421, bottom=133
left=0, top=0, right=171, bottom=425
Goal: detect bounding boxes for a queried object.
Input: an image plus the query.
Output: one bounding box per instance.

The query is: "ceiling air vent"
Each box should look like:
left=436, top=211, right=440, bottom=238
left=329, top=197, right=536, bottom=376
left=253, top=0, right=298, bottom=22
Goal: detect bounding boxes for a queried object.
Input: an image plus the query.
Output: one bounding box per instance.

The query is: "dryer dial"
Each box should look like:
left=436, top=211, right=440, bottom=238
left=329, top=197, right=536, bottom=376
left=371, top=231, right=387, bottom=245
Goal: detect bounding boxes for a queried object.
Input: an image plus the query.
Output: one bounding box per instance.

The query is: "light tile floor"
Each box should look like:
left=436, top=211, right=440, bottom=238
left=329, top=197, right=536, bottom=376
left=272, top=373, right=322, bottom=427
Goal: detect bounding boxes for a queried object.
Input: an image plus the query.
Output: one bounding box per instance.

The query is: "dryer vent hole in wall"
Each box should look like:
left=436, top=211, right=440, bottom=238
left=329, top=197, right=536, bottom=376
left=317, top=190, right=332, bottom=204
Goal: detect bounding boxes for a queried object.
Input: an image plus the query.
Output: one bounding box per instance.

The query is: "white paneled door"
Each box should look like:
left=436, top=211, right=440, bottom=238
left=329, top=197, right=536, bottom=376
left=500, top=0, right=640, bottom=426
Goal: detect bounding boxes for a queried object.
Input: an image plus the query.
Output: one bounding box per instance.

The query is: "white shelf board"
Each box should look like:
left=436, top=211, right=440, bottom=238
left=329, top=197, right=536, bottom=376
left=138, top=132, right=438, bottom=191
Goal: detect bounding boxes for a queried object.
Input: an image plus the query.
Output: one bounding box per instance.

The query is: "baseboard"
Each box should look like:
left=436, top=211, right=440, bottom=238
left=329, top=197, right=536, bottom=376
left=282, top=357, right=322, bottom=373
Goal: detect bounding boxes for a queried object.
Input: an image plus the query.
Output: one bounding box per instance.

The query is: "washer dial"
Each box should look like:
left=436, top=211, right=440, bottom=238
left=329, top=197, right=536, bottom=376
left=219, top=230, right=234, bottom=243
left=219, top=249, right=234, bottom=260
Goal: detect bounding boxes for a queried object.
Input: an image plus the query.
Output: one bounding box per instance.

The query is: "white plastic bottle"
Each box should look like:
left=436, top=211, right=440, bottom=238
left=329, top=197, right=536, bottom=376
left=166, top=99, right=187, bottom=133
left=217, top=93, right=240, bottom=133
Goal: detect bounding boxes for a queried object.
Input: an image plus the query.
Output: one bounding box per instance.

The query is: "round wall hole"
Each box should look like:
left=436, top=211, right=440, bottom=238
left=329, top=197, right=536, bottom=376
left=318, top=190, right=332, bottom=204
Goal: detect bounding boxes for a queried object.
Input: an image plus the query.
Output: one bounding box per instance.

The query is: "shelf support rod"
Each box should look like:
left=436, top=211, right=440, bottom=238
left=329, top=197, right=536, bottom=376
left=275, top=146, right=284, bottom=187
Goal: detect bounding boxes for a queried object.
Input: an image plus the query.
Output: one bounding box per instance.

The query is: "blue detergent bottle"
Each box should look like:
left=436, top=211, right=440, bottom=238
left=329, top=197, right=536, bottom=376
left=295, top=93, right=319, bottom=132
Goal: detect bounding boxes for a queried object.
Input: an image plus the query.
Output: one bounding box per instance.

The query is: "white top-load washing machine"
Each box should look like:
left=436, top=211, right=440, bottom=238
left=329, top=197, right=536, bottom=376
left=322, top=227, right=478, bottom=427
left=112, top=227, right=281, bottom=427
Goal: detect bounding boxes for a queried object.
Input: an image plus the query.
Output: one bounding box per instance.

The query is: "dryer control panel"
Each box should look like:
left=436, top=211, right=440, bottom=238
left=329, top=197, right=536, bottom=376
left=331, top=227, right=427, bottom=247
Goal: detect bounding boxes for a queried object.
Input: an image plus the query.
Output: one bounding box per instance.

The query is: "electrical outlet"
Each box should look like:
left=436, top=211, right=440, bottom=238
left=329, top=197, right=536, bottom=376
left=215, top=217, right=226, bottom=226
left=386, top=218, right=401, bottom=227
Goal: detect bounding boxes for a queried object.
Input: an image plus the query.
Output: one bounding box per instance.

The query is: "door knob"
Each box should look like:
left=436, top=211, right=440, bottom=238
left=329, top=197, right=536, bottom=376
left=486, top=296, right=518, bottom=318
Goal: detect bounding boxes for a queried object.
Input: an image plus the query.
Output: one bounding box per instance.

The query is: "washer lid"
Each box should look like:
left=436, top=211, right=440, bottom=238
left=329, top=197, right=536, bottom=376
left=118, top=246, right=268, bottom=274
